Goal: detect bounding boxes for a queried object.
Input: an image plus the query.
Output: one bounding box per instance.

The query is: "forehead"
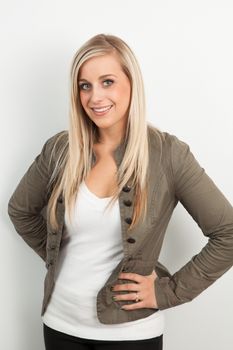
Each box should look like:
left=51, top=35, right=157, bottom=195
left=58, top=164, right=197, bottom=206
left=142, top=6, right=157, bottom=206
left=79, top=53, right=123, bottom=79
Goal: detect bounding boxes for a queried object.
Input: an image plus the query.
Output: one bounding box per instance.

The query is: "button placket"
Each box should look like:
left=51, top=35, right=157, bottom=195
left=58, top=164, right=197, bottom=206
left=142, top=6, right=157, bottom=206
left=120, top=182, right=139, bottom=262
left=49, top=243, right=57, bottom=250
left=113, top=144, right=136, bottom=262
left=46, top=225, right=62, bottom=270
left=118, top=184, right=133, bottom=261
left=122, top=183, right=133, bottom=232
left=122, top=184, right=133, bottom=225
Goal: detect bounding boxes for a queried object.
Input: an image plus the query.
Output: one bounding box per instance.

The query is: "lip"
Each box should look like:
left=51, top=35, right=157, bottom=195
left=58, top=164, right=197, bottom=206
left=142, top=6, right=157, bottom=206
left=91, top=105, right=113, bottom=116
left=91, top=105, right=113, bottom=110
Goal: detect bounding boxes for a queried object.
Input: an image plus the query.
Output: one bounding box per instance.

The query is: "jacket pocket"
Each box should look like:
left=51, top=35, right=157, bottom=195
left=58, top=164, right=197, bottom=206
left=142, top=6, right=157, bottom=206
left=45, top=231, right=60, bottom=269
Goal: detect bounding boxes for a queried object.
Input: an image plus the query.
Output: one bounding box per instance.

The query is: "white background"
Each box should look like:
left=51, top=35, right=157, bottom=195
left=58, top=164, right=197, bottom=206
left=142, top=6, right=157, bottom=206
left=1, top=1, right=233, bottom=349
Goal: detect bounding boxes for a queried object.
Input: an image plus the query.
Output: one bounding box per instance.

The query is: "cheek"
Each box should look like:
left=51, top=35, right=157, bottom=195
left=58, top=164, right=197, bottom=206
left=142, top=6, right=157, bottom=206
left=114, top=85, right=130, bottom=103
left=79, top=93, right=88, bottom=108
left=117, top=88, right=130, bottom=111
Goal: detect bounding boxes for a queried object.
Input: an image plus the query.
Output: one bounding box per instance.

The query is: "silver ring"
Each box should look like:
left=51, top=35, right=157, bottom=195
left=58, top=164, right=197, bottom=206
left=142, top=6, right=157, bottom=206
left=135, top=292, right=140, bottom=302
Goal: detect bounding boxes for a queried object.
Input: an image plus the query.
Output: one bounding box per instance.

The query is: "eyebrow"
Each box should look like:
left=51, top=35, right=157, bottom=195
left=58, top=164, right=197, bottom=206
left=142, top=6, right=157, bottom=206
left=78, top=74, right=117, bottom=82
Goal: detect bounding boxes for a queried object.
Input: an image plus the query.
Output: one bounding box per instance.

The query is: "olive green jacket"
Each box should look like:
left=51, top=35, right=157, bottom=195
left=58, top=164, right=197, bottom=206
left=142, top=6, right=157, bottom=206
left=7, top=126, right=233, bottom=324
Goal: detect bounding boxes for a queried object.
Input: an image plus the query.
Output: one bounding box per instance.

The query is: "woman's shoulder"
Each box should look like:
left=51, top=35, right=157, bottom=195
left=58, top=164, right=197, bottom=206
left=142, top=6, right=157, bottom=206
left=147, top=124, right=194, bottom=171
left=147, top=123, right=190, bottom=150
left=39, top=130, right=68, bottom=166
left=42, top=129, right=68, bottom=152
left=45, top=129, right=68, bottom=145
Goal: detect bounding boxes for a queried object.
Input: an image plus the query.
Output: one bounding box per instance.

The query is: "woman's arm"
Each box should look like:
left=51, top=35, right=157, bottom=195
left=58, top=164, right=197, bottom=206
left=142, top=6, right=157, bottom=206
left=7, top=133, right=60, bottom=262
left=154, top=135, right=233, bottom=309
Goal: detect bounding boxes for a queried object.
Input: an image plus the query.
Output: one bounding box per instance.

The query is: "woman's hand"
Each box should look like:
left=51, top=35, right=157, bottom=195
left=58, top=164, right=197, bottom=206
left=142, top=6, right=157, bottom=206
left=111, top=269, right=159, bottom=310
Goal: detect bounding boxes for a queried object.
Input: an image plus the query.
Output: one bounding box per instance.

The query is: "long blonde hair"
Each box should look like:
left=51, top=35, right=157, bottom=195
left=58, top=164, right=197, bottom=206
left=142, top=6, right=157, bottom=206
left=47, top=33, right=159, bottom=233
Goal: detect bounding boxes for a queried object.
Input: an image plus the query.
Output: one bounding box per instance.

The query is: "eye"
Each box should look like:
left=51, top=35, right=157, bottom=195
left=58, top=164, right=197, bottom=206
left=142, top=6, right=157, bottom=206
left=103, top=79, right=114, bottom=86
left=79, top=83, right=90, bottom=91
left=79, top=79, right=114, bottom=91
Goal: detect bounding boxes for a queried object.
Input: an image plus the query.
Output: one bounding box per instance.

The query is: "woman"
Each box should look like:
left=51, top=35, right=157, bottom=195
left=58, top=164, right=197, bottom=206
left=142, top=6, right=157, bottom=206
left=8, top=33, right=233, bottom=350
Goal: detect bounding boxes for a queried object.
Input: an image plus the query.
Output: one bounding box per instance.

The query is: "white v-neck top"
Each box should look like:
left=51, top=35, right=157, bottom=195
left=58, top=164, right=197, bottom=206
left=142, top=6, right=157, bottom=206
left=42, top=180, right=165, bottom=340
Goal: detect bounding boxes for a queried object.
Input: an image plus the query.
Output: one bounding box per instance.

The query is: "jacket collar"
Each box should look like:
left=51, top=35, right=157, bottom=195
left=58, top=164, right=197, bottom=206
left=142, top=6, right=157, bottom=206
left=113, top=138, right=127, bottom=166
left=91, top=138, right=127, bottom=168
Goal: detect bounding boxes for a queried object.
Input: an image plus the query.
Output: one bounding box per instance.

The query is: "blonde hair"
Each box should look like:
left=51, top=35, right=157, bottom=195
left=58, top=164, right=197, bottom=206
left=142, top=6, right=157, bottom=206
left=47, top=33, right=160, bottom=233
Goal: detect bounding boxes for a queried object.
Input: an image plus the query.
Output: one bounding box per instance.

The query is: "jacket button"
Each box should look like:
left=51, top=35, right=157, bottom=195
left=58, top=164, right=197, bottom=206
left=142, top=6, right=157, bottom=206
left=46, top=259, right=54, bottom=267
left=122, top=185, right=131, bottom=192
left=122, top=267, right=129, bottom=272
left=123, top=199, right=132, bottom=206
left=58, top=196, right=63, bottom=203
left=127, top=237, right=136, bottom=243
left=49, top=243, right=56, bottom=250
left=125, top=217, right=132, bottom=224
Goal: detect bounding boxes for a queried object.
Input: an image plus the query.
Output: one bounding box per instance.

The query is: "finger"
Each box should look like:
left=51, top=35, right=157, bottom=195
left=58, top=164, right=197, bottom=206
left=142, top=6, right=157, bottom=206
left=113, top=292, right=141, bottom=301
left=118, top=272, right=143, bottom=283
left=152, top=269, right=157, bottom=276
left=151, top=269, right=158, bottom=279
left=112, top=283, right=140, bottom=292
left=121, top=301, right=144, bottom=310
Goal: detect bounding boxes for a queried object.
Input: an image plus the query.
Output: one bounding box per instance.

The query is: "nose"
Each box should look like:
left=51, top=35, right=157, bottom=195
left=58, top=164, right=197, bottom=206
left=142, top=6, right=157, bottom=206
left=90, top=85, right=105, bottom=104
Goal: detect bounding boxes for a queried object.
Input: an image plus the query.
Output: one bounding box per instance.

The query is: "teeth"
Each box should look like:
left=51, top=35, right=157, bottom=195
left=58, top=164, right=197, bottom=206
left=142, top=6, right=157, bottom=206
left=93, top=105, right=112, bottom=112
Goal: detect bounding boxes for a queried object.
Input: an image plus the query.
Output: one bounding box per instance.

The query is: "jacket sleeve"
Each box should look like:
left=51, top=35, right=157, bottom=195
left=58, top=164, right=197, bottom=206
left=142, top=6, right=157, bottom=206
left=7, top=133, right=61, bottom=262
left=154, top=134, right=233, bottom=310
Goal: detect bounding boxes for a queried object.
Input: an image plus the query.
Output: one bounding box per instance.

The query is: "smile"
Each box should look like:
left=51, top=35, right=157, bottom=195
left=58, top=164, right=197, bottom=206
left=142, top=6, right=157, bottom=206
left=91, top=105, right=113, bottom=116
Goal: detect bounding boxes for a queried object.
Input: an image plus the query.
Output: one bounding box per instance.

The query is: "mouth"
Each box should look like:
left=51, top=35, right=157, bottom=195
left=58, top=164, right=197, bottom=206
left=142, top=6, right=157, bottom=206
left=91, top=105, right=113, bottom=116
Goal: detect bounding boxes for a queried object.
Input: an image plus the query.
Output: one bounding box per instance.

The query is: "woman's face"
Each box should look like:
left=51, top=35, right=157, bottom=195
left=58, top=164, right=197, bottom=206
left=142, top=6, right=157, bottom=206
left=78, top=53, right=131, bottom=140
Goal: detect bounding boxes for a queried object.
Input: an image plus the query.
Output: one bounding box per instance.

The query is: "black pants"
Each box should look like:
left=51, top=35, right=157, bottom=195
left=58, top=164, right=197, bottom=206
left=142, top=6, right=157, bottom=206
left=43, top=323, right=163, bottom=350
